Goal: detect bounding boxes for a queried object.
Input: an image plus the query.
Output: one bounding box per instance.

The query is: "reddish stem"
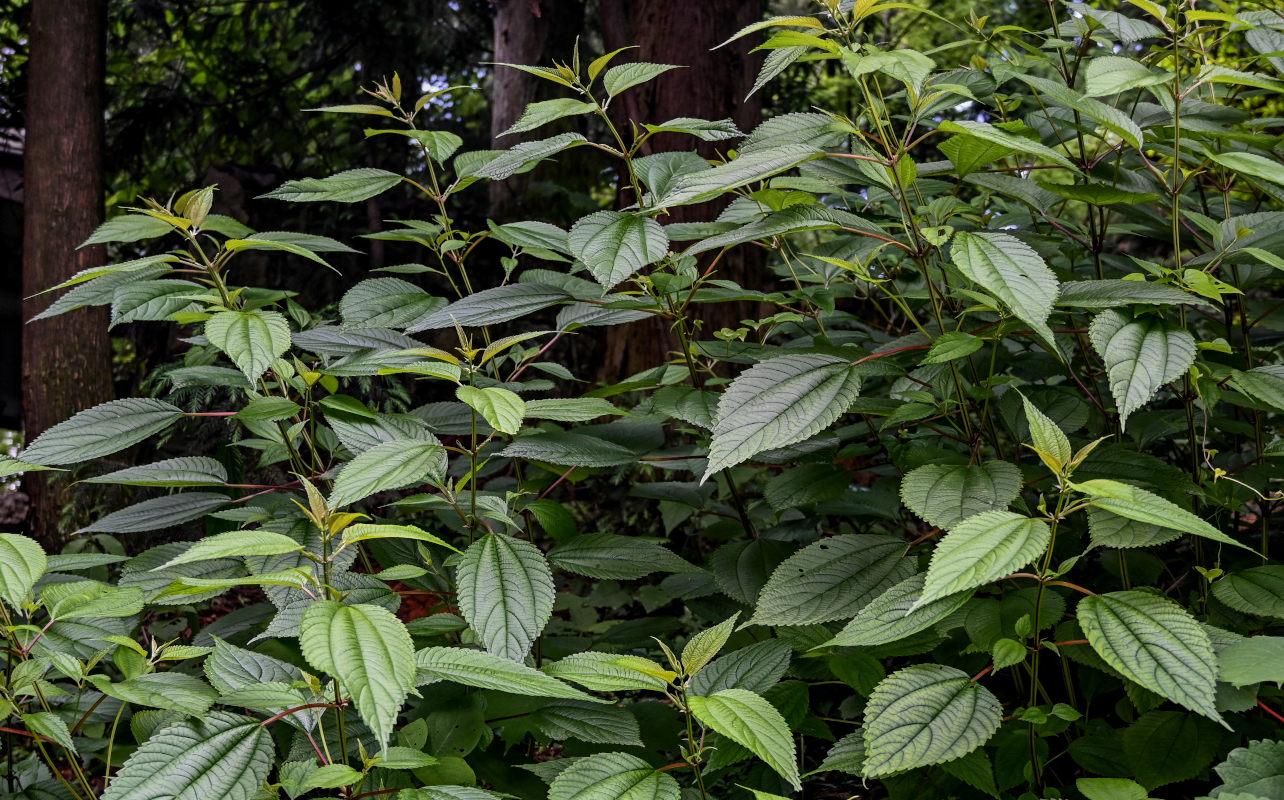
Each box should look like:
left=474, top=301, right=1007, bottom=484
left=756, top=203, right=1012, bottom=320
left=1260, top=699, right=1284, bottom=725
left=259, top=702, right=343, bottom=727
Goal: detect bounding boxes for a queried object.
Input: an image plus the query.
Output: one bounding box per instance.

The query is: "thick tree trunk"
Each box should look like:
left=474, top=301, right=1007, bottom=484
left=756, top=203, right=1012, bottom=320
left=21, top=0, right=111, bottom=550
left=489, top=0, right=583, bottom=221
left=598, top=0, right=767, bottom=382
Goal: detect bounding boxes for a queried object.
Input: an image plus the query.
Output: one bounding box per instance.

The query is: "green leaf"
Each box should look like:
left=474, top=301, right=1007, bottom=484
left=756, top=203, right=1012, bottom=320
left=542, top=652, right=671, bottom=692
left=77, top=493, right=231, bottom=534
left=548, top=752, right=679, bottom=800
left=862, top=664, right=1002, bottom=778
left=100, top=712, right=275, bottom=800
left=328, top=439, right=447, bottom=508
left=899, top=461, right=1022, bottom=529
left=751, top=534, right=911, bottom=626
left=950, top=231, right=1059, bottom=351
left=20, top=398, right=184, bottom=466
left=659, top=145, right=821, bottom=208
left=88, top=672, right=219, bottom=715
left=1056, top=279, right=1212, bottom=310
left=302, top=763, right=364, bottom=790
left=547, top=534, right=692, bottom=580
left=643, top=117, right=744, bottom=142
left=501, top=430, right=640, bottom=468
left=82, top=457, right=229, bottom=488
left=917, top=512, right=1051, bottom=607
left=1218, top=636, right=1284, bottom=688
left=204, top=636, right=302, bottom=694
left=42, top=580, right=143, bottom=620
left=407, top=282, right=571, bottom=331
left=1209, top=739, right=1284, bottom=798
left=1074, top=479, right=1252, bottom=552
left=300, top=601, right=416, bottom=752
left=689, top=689, right=801, bottom=790
left=689, top=639, right=793, bottom=697
left=1122, top=710, right=1223, bottom=790
left=937, top=120, right=1078, bottom=170
left=501, top=98, right=597, bottom=136
left=682, top=613, right=739, bottom=677
left=704, top=354, right=861, bottom=479
left=205, top=309, right=292, bottom=384
left=416, top=646, right=601, bottom=701
left=815, top=728, right=865, bottom=776
left=1076, top=778, right=1149, bottom=800
left=339, top=523, right=457, bottom=552
left=1077, top=590, right=1223, bottom=724
left=457, top=533, right=554, bottom=662
left=80, top=213, right=174, bottom=247
left=0, top=534, right=46, bottom=610
left=1089, top=310, right=1195, bottom=430
left=825, top=573, right=973, bottom=649
left=531, top=700, right=643, bottom=747
left=22, top=712, right=75, bottom=752
left=603, top=62, right=683, bottom=96
left=110, top=280, right=202, bottom=327
left=158, top=530, right=303, bottom=569
left=1087, top=506, right=1179, bottom=550
left=524, top=398, right=622, bottom=423
left=340, top=278, right=445, bottom=329
left=456, top=386, right=525, bottom=436
left=260, top=167, right=403, bottom=202
left=1021, top=393, right=1072, bottom=471
left=1084, top=57, right=1173, bottom=97
left=472, top=132, right=588, bottom=181
left=1212, top=567, right=1284, bottom=619
left=1211, top=151, right=1284, bottom=187
left=0, top=455, right=60, bottom=480
left=922, top=332, right=984, bottom=364
left=1014, top=74, right=1144, bottom=150
left=568, top=211, right=669, bottom=290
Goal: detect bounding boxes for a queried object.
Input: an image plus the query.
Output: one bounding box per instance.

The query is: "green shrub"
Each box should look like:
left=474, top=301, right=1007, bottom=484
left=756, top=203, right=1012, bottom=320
left=4, top=2, right=1284, bottom=799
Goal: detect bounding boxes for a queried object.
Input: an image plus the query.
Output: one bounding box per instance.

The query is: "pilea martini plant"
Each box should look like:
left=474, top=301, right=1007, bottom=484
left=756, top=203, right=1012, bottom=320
left=4, top=1, right=1284, bottom=798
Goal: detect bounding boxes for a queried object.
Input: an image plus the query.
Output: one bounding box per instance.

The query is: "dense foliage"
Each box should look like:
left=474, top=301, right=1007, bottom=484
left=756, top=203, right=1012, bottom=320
left=4, top=2, right=1284, bottom=799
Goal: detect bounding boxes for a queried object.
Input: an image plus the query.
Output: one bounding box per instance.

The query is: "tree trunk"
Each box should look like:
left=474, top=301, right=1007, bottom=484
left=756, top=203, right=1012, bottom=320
left=598, top=0, right=767, bottom=382
left=21, top=0, right=111, bottom=550
left=489, top=0, right=584, bottom=221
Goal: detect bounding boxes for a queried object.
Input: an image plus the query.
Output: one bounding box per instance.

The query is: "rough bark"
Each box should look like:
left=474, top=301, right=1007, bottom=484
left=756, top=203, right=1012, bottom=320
left=21, top=0, right=111, bottom=550
left=598, top=0, right=768, bottom=382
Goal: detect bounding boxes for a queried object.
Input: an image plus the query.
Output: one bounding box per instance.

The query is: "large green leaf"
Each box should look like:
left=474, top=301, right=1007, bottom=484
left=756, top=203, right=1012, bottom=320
left=548, top=751, right=679, bottom=800
left=501, top=430, right=640, bottom=467
left=327, top=439, right=447, bottom=508
left=658, top=145, right=820, bottom=207
left=457, top=533, right=554, bottom=662
left=815, top=729, right=865, bottom=776
left=602, top=62, right=683, bottom=96
left=340, top=277, right=445, bottom=329
left=688, top=688, right=801, bottom=790
left=1014, top=74, right=1144, bottom=150
left=1121, top=710, right=1224, bottom=790
left=1089, top=310, right=1195, bottom=429
left=1217, top=636, right=1284, bottom=688
left=456, top=386, right=525, bottom=436
left=542, top=652, right=671, bottom=692
left=416, top=646, right=601, bottom=701
left=917, top=512, right=1050, bottom=607
left=260, top=167, right=403, bottom=202
left=531, top=701, right=643, bottom=747
left=704, top=354, right=861, bottom=479
left=688, top=639, right=793, bottom=697
left=1056, top=280, right=1211, bottom=310
left=899, top=461, right=1022, bottom=529
left=100, top=712, right=275, bottom=800
left=472, top=133, right=588, bottom=181
left=750, top=534, right=911, bottom=626
left=88, top=672, right=218, bottom=715
left=1211, top=151, right=1284, bottom=188
left=20, top=398, right=184, bottom=466
left=825, top=573, right=973, bottom=649
left=862, top=664, right=1002, bottom=778
left=547, top=533, right=693, bottom=580
left=81, top=213, right=174, bottom=247
left=0, top=534, right=46, bottom=610
left=110, top=280, right=202, bottom=327
left=78, top=493, right=231, bottom=534
left=1208, top=739, right=1284, bottom=798
left=41, top=580, right=144, bottom=620
left=1083, top=56, right=1172, bottom=96
left=1073, top=479, right=1252, bottom=552
left=204, top=309, right=292, bottom=383
left=83, top=457, right=229, bottom=488
left=1212, top=567, right=1284, bottom=619
left=950, top=231, right=1059, bottom=350
left=1087, top=507, right=1179, bottom=550
left=299, top=601, right=416, bottom=752
left=501, top=98, right=597, bottom=136
left=936, top=120, right=1077, bottom=170
left=407, top=282, right=572, bottom=331
left=568, top=211, right=668, bottom=290
left=1076, top=591, right=1223, bottom=724
left=159, top=530, right=303, bottom=568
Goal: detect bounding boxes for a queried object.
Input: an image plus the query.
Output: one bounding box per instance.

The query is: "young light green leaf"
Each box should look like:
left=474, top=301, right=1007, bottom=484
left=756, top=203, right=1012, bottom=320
left=328, top=439, right=447, bottom=508
left=1077, top=591, right=1223, bottom=724
left=22, top=712, right=76, bottom=753
left=542, top=652, right=672, bottom=692
left=20, top=398, right=184, bottom=466
left=950, top=231, right=1059, bottom=351
left=862, top=664, right=1002, bottom=778
left=824, top=573, right=973, bottom=649
left=100, top=712, right=275, bottom=800
left=922, top=332, right=984, bottom=364
left=917, top=512, right=1051, bottom=607
left=260, top=168, right=403, bottom=203
left=300, top=601, right=416, bottom=752
left=1074, top=479, right=1253, bottom=552
left=548, top=751, right=679, bottom=800
left=751, top=534, right=910, bottom=626
left=80, top=214, right=175, bottom=247
left=602, top=62, right=683, bottom=97
left=501, top=98, right=597, bottom=136
left=205, top=309, right=292, bottom=383
left=681, top=613, right=739, bottom=677
left=456, top=386, right=525, bottom=436
left=689, top=689, right=801, bottom=790
left=899, top=461, right=1022, bottom=529
left=0, top=534, right=46, bottom=610
left=82, top=456, right=229, bottom=487
left=157, top=530, right=303, bottom=569
left=1076, top=778, right=1149, bottom=800
left=1021, top=393, right=1072, bottom=472
left=340, top=523, right=457, bottom=552
left=705, top=353, right=861, bottom=480
left=937, top=120, right=1077, bottom=170
left=568, top=211, right=669, bottom=291
left=88, top=672, right=218, bottom=714
left=416, top=646, right=601, bottom=701
left=457, top=533, right=554, bottom=662
left=1089, top=310, right=1195, bottom=430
